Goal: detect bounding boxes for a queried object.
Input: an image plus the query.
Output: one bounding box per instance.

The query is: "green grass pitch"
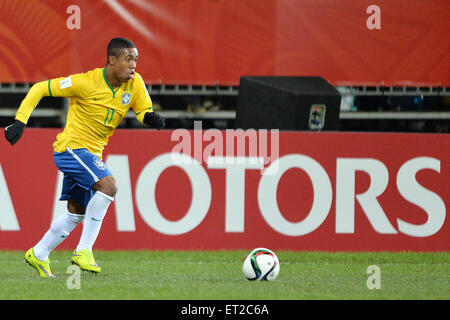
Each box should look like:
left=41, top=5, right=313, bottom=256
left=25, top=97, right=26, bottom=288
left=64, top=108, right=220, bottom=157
left=0, top=250, right=448, bottom=300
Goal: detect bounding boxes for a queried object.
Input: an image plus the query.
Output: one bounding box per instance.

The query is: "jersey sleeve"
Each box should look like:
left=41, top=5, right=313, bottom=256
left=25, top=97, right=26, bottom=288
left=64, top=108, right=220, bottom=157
left=130, top=73, right=153, bottom=125
left=15, top=80, right=49, bottom=124
left=15, top=73, right=91, bottom=125
left=47, top=72, right=92, bottom=98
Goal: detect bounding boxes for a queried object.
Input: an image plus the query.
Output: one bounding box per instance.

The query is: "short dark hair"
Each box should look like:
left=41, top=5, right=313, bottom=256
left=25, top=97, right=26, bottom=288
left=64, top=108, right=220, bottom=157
left=106, top=37, right=136, bottom=62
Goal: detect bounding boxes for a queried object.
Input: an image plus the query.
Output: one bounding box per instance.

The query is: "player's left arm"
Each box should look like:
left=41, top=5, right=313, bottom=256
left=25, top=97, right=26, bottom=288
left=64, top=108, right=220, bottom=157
left=131, top=73, right=165, bottom=130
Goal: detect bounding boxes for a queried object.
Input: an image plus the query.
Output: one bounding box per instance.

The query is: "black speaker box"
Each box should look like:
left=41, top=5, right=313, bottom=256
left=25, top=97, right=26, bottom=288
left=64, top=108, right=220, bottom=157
left=235, top=76, right=340, bottom=130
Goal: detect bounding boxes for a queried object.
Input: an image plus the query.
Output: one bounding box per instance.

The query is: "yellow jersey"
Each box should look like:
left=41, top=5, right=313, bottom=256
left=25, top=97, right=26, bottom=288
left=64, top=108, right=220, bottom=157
left=15, top=67, right=153, bottom=158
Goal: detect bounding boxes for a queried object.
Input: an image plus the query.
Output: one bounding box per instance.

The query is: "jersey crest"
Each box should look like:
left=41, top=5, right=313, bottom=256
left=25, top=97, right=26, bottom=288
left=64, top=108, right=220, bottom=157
left=122, top=92, right=132, bottom=105
left=94, top=159, right=106, bottom=170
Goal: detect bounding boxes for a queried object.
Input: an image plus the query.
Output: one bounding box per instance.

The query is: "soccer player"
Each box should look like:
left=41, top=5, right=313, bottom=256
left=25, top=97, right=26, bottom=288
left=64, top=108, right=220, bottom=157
left=4, top=37, right=164, bottom=278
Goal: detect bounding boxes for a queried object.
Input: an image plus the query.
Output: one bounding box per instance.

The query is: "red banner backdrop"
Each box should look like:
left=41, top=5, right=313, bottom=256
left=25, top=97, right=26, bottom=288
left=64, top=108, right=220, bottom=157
left=0, top=0, right=448, bottom=86
left=0, top=129, right=448, bottom=251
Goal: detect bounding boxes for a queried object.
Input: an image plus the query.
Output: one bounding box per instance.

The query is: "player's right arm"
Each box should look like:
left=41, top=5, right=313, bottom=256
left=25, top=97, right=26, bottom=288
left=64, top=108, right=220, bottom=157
left=4, top=74, right=90, bottom=145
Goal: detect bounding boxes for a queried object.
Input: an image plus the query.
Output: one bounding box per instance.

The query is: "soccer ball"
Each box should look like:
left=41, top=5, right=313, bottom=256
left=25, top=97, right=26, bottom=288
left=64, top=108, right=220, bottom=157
left=242, top=248, right=280, bottom=281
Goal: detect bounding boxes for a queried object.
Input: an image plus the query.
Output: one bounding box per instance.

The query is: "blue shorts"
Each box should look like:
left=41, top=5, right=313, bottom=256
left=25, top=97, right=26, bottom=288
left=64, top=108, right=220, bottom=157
left=54, top=148, right=112, bottom=208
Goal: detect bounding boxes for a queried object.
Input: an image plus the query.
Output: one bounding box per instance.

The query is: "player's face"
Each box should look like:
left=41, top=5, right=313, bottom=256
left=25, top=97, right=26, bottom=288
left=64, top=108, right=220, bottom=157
left=115, top=48, right=139, bottom=82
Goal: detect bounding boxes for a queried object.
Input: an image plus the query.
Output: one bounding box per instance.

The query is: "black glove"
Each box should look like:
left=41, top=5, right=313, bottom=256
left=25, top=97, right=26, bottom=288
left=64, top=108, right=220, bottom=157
left=4, top=120, right=25, bottom=145
left=143, top=112, right=165, bottom=130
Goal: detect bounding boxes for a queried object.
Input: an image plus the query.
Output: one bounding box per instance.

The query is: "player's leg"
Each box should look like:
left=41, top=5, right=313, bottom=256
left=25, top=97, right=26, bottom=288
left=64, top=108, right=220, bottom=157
left=75, top=176, right=116, bottom=253
left=72, top=176, right=116, bottom=273
left=25, top=176, right=86, bottom=278
left=68, top=197, right=86, bottom=215
left=92, top=175, right=118, bottom=198
left=32, top=200, right=85, bottom=261
left=53, top=148, right=116, bottom=273
left=31, top=147, right=110, bottom=274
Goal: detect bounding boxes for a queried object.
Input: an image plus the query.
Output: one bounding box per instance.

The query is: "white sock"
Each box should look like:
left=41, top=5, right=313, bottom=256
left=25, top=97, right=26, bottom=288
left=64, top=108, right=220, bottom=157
left=76, top=191, right=113, bottom=252
left=33, top=210, right=85, bottom=261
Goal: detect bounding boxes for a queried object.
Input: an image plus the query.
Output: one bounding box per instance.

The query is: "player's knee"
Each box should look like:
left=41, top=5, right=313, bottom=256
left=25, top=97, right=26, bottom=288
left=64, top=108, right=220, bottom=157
left=108, top=181, right=118, bottom=197
left=108, top=176, right=118, bottom=197
left=94, top=175, right=118, bottom=198
left=67, top=198, right=86, bottom=214
left=99, top=182, right=117, bottom=198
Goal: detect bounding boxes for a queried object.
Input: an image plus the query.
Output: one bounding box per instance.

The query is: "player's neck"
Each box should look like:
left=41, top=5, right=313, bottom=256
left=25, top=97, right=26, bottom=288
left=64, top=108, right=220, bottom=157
left=104, top=65, right=121, bottom=88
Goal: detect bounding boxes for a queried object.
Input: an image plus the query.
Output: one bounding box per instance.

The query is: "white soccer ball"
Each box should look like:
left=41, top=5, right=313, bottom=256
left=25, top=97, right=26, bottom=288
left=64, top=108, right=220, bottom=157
left=242, top=248, right=280, bottom=281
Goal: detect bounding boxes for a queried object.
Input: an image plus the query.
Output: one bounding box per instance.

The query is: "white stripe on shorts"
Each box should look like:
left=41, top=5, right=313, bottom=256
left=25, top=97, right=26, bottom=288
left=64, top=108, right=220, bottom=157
left=67, top=147, right=99, bottom=183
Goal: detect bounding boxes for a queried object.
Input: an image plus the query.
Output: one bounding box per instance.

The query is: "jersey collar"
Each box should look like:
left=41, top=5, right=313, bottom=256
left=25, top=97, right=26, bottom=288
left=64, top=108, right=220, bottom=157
left=103, top=67, right=121, bottom=98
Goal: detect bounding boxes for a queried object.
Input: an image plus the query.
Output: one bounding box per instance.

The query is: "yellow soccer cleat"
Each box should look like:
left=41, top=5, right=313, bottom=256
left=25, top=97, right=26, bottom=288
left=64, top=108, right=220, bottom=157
left=71, top=249, right=101, bottom=273
left=25, top=248, right=55, bottom=278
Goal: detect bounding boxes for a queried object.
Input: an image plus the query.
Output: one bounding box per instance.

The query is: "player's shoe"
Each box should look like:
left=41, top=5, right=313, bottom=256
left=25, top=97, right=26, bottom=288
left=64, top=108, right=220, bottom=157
left=25, top=248, right=55, bottom=278
left=71, top=249, right=101, bottom=273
